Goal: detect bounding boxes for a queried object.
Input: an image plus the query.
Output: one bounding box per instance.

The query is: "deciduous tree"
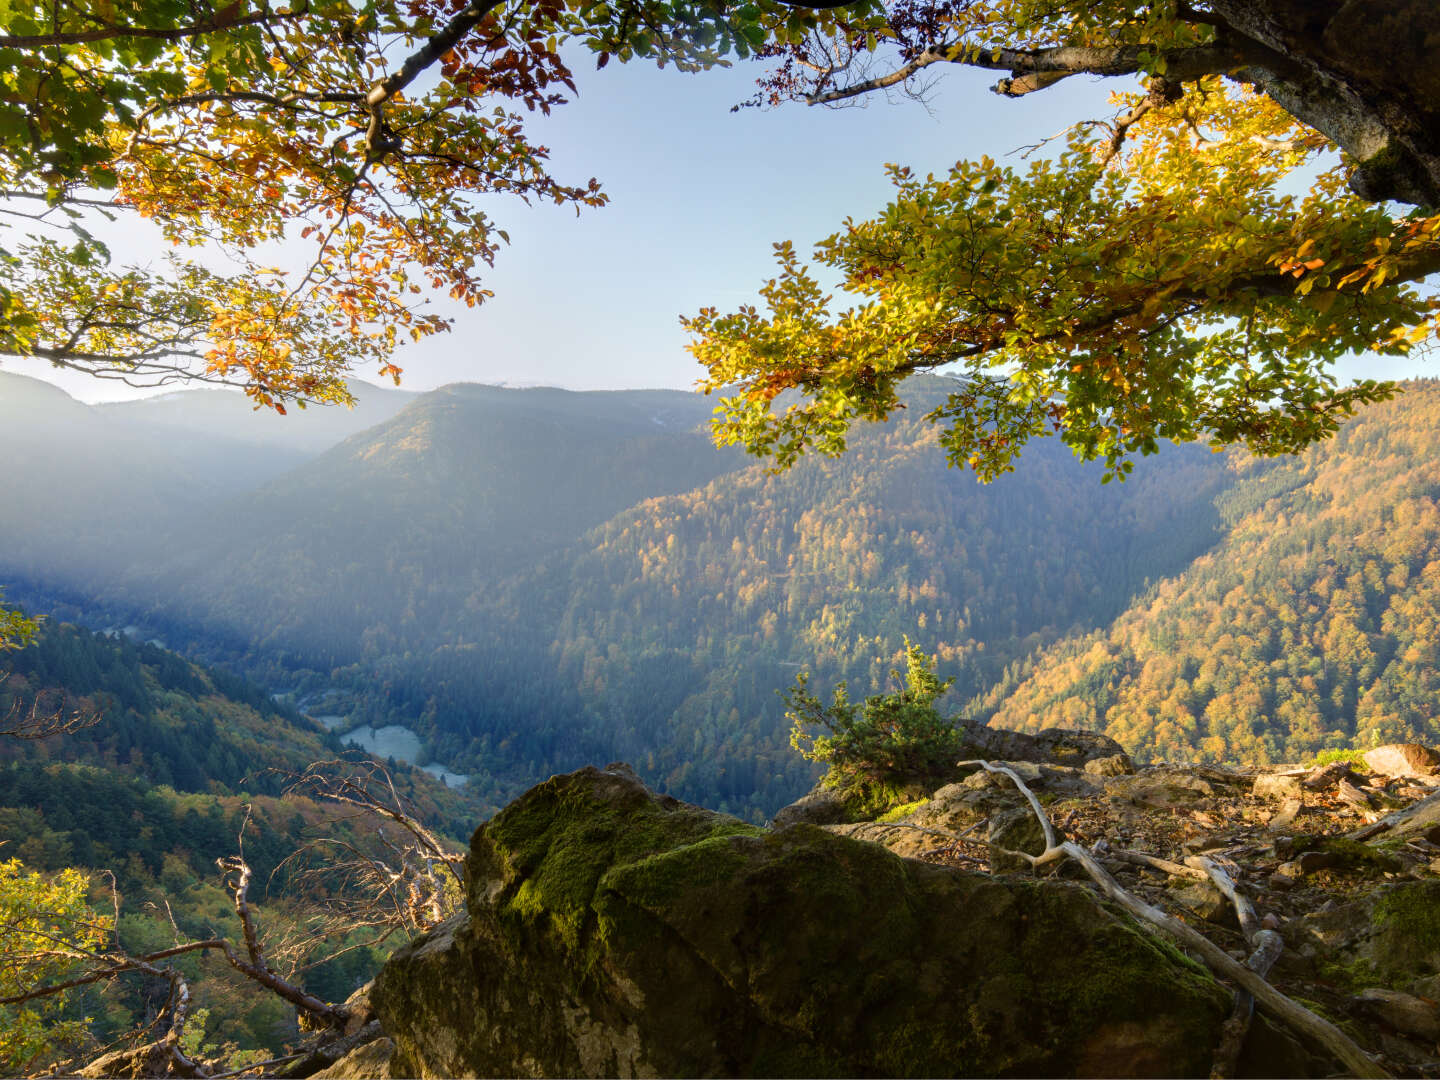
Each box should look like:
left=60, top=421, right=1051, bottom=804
left=0, top=0, right=856, bottom=407
left=688, top=1, right=1440, bottom=479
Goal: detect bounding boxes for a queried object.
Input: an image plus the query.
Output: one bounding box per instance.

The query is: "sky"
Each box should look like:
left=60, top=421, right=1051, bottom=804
left=8, top=52, right=1431, bottom=403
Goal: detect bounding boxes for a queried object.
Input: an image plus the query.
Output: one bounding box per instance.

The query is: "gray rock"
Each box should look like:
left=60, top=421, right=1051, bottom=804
left=1286, top=881, right=1440, bottom=994
left=1166, top=878, right=1232, bottom=926
left=1364, top=743, right=1440, bottom=779
left=965, top=725, right=1129, bottom=769
left=1085, top=753, right=1135, bottom=777
left=1352, top=987, right=1440, bottom=1041
left=987, top=805, right=1048, bottom=873
left=770, top=786, right=850, bottom=829
left=373, top=765, right=1229, bottom=1079
left=1105, top=768, right=1215, bottom=809
left=1269, top=798, right=1304, bottom=831
left=1253, top=773, right=1304, bottom=800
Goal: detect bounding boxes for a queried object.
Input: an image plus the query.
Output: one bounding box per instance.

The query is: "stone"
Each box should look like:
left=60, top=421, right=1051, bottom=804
left=986, top=804, right=1048, bottom=873
left=991, top=759, right=1042, bottom=783
left=770, top=786, right=850, bottom=828
left=1166, top=878, right=1231, bottom=925
left=963, top=725, right=1130, bottom=769
left=1287, top=881, right=1440, bottom=994
left=1253, top=773, right=1304, bottom=800
left=1364, top=743, right=1440, bottom=779
left=1105, top=768, right=1215, bottom=810
left=1085, top=753, right=1134, bottom=777
left=1269, top=798, right=1303, bottom=831
left=373, top=765, right=1229, bottom=1079
left=907, top=781, right=1023, bottom=834
left=1352, top=988, right=1440, bottom=1042
left=312, top=1036, right=397, bottom=1080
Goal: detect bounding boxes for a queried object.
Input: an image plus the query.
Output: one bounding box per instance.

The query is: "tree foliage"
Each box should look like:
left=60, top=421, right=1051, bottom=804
left=0, top=858, right=110, bottom=1072
left=0, top=589, right=37, bottom=651
left=0, top=0, right=860, bottom=406
left=688, top=0, right=1440, bottom=479
left=786, top=639, right=965, bottom=796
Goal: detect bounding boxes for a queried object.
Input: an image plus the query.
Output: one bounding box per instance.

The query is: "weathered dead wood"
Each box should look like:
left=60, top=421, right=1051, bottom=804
left=1106, top=848, right=1207, bottom=880
left=1348, top=788, right=1440, bottom=842
left=1185, top=854, right=1283, bottom=1079
left=960, top=759, right=1388, bottom=1079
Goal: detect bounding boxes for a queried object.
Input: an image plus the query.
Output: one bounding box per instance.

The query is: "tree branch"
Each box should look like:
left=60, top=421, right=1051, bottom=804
left=809, top=42, right=1264, bottom=106
left=0, top=6, right=308, bottom=49
left=963, top=759, right=1389, bottom=1079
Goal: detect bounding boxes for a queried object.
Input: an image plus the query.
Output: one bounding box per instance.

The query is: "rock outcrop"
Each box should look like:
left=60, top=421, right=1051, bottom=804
left=365, top=763, right=1228, bottom=1078
left=315, top=739, right=1440, bottom=1078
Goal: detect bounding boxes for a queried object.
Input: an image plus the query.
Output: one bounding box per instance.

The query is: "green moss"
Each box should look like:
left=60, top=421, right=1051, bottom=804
left=1287, top=834, right=1401, bottom=875
left=411, top=765, right=1229, bottom=1077
left=1374, top=882, right=1440, bottom=956
left=474, top=768, right=761, bottom=955
left=875, top=799, right=929, bottom=823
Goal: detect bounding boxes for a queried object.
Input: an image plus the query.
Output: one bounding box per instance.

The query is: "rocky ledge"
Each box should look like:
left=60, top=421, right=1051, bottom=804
left=320, top=739, right=1440, bottom=1078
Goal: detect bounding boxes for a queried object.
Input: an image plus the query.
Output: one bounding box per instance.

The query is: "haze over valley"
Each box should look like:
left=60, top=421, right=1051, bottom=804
left=9, top=372, right=1440, bottom=821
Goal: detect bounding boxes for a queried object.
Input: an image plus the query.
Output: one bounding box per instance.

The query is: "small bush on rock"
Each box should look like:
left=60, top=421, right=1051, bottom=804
left=786, top=641, right=967, bottom=810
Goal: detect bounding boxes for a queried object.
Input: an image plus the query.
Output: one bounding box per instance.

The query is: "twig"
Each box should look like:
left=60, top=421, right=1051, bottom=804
left=1107, top=848, right=1207, bottom=880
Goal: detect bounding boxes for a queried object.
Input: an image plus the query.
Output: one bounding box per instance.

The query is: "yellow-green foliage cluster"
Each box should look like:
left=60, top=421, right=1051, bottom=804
left=0, top=858, right=109, bottom=1072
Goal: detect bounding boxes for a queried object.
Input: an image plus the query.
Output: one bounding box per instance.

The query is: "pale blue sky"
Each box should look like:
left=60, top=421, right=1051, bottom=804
left=10, top=54, right=1430, bottom=402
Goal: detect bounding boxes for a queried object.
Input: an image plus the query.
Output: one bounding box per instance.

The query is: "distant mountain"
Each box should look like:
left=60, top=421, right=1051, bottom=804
left=980, top=380, right=1440, bottom=767
left=96, top=377, right=416, bottom=455
left=0, top=372, right=302, bottom=585
left=17, top=373, right=1440, bottom=819
left=121, top=383, right=746, bottom=662
left=370, top=380, right=1231, bottom=815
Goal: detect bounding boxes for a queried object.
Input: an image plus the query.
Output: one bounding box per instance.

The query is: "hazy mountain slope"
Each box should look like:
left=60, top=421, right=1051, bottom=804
left=96, top=377, right=416, bottom=455
left=126, top=384, right=746, bottom=663
left=349, top=380, right=1232, bottom=816
left=0, top=373, right=297, bottom=585
left=981, top=380, right=1440, bottom=766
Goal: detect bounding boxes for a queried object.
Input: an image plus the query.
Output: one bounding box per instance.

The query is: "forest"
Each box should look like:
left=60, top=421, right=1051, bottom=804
left=0, top=624, right=474, bottom=1069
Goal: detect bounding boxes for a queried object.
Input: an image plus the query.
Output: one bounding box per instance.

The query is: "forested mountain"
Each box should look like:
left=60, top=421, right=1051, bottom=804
left=384, top=385, right=1230, bottom=815
left=0, top=621, right=473, bottom=1060
left=981, top=380, right=1440, bottom=766
left=86, top=378, right=1230, bottom=818
left=122, top=384, right=747, bottom=663
left=13, top=376, right=1440, bottom=821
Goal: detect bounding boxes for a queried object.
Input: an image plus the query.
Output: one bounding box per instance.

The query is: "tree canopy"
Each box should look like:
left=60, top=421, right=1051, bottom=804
left=687, top=0, right=1440, bottom=479
left=3, top=0, right=1436, bottom=450
left=0, top=0, right=856, bottom=407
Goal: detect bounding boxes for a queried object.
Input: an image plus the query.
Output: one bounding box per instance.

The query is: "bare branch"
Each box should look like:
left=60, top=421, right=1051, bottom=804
left=0, top=676, right=104, bottom=740
left=810, top=42, right=1264, bottom=107
left=965, top=759, right=1389, bottom=1079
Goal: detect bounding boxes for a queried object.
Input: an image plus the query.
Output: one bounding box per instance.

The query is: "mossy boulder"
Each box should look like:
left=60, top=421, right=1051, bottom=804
left=373, top=764, right=1229, bottom=1078
left=1291, top=881, right=1440, bottom=994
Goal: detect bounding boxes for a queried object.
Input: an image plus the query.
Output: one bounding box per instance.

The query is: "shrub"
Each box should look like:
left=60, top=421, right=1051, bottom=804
left=786, top=640, right=968, bottom=803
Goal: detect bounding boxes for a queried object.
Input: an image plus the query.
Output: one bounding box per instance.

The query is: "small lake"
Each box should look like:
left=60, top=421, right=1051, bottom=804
left=333, top=722, right=469, bottom=788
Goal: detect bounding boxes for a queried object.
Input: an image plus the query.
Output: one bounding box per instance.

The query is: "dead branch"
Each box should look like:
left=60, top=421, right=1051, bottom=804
left=0, top=679, right=103, bottom=739
left=1185, top=854, right=1284, bottom=1079
left=1349, top=789, right=1440, bottom=842
left=961, top=760, right=1388, bottom=1079
left=265, top=759, right=466, bottom=961
left=1103, top=847, right=1207, bottom=880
